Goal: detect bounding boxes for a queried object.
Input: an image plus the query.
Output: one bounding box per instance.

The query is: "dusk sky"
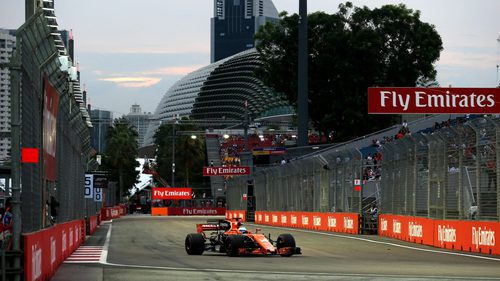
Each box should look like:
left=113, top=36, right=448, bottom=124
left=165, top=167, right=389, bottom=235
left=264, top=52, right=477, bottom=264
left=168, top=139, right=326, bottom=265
left=1, top=0, right=499, bottom=117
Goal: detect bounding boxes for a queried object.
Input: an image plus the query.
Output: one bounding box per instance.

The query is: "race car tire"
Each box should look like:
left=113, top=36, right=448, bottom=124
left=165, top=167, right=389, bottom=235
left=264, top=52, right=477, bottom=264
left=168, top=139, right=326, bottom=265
left=185, top=233, right=205, bottom=255
left=225, top=235, right=244, bottom=257
left=277, top=234, right=296, bottom=257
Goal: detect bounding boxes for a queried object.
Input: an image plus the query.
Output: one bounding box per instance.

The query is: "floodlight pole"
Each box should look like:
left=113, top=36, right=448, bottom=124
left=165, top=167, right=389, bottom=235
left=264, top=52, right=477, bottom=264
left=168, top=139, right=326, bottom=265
left=171, top=118, right=176, bottom=187
left=297, top=0, right=309, bottom=147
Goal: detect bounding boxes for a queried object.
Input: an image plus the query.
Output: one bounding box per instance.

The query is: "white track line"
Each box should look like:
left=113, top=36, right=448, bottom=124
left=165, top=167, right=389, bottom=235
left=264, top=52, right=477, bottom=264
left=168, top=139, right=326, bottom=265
left=100, top=221, right=112, bottom=263
left=100, top=261, right=500, bottom=280
left=247, top=223, right=500, bottom=262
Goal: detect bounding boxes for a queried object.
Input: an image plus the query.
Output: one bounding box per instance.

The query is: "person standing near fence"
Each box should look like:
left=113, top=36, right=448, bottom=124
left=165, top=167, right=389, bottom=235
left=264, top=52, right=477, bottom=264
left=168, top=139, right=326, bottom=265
left=2, top=197, right=13, bottom=250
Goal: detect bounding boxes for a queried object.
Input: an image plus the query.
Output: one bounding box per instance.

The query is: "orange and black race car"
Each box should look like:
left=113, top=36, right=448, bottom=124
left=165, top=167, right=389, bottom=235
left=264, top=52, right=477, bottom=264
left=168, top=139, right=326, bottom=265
left=185, top=218, right=301, bottom=257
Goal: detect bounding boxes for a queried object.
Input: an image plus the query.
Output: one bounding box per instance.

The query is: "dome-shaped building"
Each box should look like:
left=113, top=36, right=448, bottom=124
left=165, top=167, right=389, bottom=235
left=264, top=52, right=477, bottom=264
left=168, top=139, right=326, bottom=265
left=143, top=48, right=292, bottom=146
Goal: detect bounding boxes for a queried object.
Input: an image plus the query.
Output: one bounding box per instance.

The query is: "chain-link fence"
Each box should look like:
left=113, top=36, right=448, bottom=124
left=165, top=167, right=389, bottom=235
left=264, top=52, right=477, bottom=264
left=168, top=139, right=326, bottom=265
left=227, top=147, right=364, bottom=214
left=14, top=12, right=96, bottom=233
left=226, top=116, right=499, bottom=222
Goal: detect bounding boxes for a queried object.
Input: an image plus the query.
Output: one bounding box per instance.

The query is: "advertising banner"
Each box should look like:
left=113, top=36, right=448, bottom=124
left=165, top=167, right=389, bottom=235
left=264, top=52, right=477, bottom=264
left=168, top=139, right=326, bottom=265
left=152, top=188, right=192, bottom=199
left=24, top=219, right=85, bottom=281
left=167, top=207, right=226, bottom=216
left=202, top=166, right=250, bottom=176
left=379, top=215, right=500, bottom=255
left=43, top=76, right=60, bottom=181
left=368, top=87, right=500, bottom=114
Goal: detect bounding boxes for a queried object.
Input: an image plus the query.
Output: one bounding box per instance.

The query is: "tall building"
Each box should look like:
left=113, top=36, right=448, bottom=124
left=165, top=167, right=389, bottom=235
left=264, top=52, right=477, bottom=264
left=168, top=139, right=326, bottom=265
left=124, top=104, right=152, bottom=148
left=90, top=109, right=113, bottom=153
left=0, top=29, right=16, bottom=165
left=211, top=0, right=279, bottom=62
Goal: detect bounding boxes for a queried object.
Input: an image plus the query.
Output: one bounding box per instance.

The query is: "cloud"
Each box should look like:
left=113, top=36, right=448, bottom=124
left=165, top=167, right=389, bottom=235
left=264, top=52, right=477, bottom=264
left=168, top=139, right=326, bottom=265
left=437, top=51, right=497, bottom=70
left=99, top=77, right=162, bottom=88
left=141, top=65, right=207, bottom=76
left=96, top=64, right=206, bottom=89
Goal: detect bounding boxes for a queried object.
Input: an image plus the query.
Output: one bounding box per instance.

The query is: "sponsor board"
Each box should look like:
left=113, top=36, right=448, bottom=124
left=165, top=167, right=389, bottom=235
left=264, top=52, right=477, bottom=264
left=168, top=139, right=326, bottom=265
left=379, top=215, right=500, bottom=255
left=203, top=166, right=250, bottom=176
left=368, top=87, right=500, bottom=114
left=24, top=219, right=85, bottom=281
left=152, top=188, right=192, bottom=199
left=166, top=207, right=226, bottom=216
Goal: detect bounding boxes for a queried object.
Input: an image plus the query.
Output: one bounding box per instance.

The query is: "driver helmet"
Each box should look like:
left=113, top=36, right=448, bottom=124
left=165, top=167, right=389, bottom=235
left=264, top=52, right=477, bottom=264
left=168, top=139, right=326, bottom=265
left=239, top=227, right=247, bottom=234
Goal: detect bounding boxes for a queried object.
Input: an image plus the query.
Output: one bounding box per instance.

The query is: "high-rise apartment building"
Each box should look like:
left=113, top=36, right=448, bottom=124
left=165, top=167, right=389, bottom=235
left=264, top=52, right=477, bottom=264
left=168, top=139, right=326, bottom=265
left=0, top=29, right=16, bottom=165
left=124, top=104, right=152, bottom=148
left=211, top=0, right=279, bottom=62
left=90, top=109, right=113, bottom=153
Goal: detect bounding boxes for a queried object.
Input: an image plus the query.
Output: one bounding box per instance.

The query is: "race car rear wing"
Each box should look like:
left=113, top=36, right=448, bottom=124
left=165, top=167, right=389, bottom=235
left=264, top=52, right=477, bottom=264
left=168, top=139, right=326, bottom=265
left=196, top=220, right=232, bottom=233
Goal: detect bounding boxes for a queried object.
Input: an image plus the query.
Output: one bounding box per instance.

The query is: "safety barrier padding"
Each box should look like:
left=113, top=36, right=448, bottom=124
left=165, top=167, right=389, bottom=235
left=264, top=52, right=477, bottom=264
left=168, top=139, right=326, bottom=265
left=255, top=211, right=359, bottom=234
left=225, top=210, right=246, bottom=222
left=23, top=219, right=85, bottom=281
left=379, top=214, right=500, bottom=255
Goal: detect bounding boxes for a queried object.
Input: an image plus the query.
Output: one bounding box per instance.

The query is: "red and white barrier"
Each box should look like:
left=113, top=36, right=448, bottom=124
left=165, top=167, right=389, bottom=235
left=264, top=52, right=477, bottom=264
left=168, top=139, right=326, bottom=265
left=379, top=214, right=500, bottom=255
left=225, top=210, right=246, bottom=222
left=24, top=219, right=85, bottom=281
left=100, top=206, right=125, bottom=221
left=254, top=211, right=359, bottom=235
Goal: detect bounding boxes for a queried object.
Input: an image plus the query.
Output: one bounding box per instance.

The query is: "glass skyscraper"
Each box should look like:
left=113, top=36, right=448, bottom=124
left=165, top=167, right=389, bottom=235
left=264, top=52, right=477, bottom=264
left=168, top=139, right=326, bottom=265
left=211, top=0, right=279, bottom=63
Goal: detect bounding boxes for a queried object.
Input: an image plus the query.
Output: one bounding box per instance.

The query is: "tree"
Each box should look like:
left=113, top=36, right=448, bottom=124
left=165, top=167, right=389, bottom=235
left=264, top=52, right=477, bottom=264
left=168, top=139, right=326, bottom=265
left=154, top=118, right=207, bottom=190
left=102, top=118, right=139, bottom=200
left=255, top=2, right=443, bottom=141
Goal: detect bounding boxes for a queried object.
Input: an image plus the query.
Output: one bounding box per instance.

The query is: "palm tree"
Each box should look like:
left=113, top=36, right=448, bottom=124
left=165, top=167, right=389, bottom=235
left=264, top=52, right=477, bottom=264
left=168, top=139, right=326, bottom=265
left=102, top=118, right=139, bottom=201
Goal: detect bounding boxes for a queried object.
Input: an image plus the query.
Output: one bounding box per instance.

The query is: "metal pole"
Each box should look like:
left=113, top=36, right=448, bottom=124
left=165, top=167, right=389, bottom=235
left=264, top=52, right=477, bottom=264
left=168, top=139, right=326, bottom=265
left=244, top=104, right=249, bottom=152
left=10, top=44, right=22, bottom=281
left=297, top=0, right=309, bottom=147
left=171, top=119, right=175, bottom=187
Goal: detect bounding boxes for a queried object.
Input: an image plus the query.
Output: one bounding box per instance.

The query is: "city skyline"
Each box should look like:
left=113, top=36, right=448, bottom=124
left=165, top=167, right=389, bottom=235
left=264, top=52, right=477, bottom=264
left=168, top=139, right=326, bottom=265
left=1, top=0, right=499, bottom=116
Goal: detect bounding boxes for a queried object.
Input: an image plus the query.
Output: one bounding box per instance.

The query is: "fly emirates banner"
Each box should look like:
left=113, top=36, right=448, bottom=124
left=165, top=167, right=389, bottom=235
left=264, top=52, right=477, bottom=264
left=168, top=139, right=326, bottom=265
left=368, top=87, right=500, bottom=114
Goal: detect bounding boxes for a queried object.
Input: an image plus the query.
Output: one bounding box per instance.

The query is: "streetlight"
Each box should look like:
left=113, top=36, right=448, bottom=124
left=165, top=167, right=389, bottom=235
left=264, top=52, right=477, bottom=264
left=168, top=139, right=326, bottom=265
left=171, top=114, right=180, bottom=187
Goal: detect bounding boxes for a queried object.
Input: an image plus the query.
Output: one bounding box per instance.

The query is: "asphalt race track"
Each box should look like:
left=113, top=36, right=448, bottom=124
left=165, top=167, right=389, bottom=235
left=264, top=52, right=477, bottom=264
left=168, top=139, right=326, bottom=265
left=55, top=215, right=500, bottom=281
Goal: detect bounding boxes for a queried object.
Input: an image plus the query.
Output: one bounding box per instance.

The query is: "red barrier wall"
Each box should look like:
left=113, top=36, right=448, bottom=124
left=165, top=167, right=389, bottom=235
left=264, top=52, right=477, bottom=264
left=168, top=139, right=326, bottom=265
left=254, top=211, right=359, bottom=234
left=24, top=219, right=85, bottom=281
left=379, top=214, right=500, bottom=255
left=88, top=215, right=98, bottom=235
left=100, top=206, right=124, bottom=221
left=225, top=210, right=246, bottom=222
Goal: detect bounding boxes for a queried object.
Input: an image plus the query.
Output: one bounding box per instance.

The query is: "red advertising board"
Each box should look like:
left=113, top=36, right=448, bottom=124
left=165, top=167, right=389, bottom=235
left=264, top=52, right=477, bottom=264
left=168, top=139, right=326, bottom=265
left=203, top=166, right=250, bottom=176
left=368, top=87, right=500, bottom=114
left=24, top=219, right=85, bottom=281
left=152, top=188, right=192, bottom=199
left=379, top=215, right=500, bottom=255
left=167, top=207, right=226, bottom=216
left=43, top=76, right=60, bottom=181
left=254, top=211, right=359, bottom=234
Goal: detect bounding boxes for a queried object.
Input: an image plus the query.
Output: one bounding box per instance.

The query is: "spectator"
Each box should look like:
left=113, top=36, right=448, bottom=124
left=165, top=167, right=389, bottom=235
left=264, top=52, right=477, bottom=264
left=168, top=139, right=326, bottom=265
left=487, top=158, right=497, bottom=191
left=368, top=204, right=378, bottom=221
left=0, top=207, right=4, bottom=248
left=2, top=198, right=13, bottom=250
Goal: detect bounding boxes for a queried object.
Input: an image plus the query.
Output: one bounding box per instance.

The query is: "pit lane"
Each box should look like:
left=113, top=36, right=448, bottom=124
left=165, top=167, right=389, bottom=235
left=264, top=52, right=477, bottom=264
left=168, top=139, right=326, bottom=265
left=100, top=215, right=500, bottom=281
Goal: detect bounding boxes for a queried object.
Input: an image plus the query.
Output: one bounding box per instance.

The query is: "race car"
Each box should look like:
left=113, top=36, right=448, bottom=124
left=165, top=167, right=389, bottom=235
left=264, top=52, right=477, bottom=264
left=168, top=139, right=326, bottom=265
left=185, top=218, right=302, bottom=257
